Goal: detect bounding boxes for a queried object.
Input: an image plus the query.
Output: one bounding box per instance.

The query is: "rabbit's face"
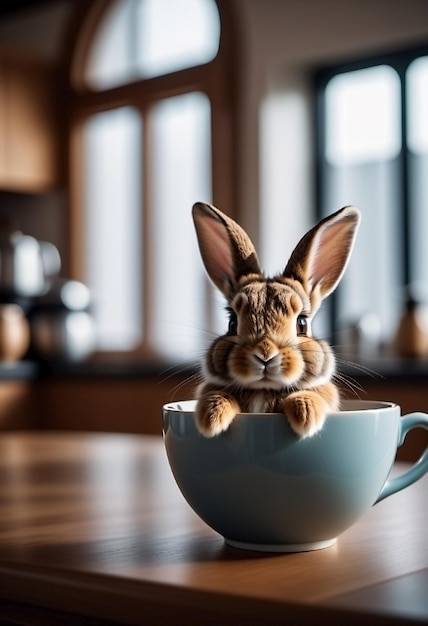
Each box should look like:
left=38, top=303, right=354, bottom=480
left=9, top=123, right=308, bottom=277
left=205, top=278, right=335, bottom=392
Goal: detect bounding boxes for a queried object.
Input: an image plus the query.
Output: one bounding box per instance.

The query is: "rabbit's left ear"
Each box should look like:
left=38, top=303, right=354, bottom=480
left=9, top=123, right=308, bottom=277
left=284, top=206, right=360, bottom=300
left=192, top=202, right=261, bottom=297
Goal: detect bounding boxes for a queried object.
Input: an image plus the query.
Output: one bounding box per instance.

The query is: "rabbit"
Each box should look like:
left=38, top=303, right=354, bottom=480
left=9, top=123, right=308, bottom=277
left=192, top=202, right=361, bottom=438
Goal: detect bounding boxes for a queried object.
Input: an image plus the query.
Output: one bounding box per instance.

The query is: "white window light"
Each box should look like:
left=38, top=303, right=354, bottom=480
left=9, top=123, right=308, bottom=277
left=407, top=55, right=428, bottom=155
left=326, top=65, right=401, bottom=166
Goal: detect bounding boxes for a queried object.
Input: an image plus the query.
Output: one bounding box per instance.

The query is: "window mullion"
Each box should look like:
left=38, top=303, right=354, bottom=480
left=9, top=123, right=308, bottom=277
left=141, top=105, right=155, bottom=352
left=397, top=62, right=411, bottom=289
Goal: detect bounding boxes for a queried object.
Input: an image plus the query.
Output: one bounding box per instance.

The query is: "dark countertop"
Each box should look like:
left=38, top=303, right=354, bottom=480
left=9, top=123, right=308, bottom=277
left=0, top=360, right=42, bottom=380
left=0, top=358, right=198, bottom=381
left=1, top=355, right=428, bottom=382
left=335, top=354, right=428, bottom=383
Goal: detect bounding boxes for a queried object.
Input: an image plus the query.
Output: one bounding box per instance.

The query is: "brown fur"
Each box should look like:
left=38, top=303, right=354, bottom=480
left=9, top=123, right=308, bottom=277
left=192, top=203, right=360, bottom=438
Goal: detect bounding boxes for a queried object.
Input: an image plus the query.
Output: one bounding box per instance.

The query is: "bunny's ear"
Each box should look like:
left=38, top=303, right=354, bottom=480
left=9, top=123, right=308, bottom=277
left=283, top=206, right=360, bottom=301
left=192, top=202, right=261, bottom=297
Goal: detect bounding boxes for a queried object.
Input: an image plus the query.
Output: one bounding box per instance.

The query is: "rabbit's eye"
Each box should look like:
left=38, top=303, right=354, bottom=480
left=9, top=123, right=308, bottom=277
left=296, top=314, right=308, bottom=336
left=227, top=310, right=238, bottom=335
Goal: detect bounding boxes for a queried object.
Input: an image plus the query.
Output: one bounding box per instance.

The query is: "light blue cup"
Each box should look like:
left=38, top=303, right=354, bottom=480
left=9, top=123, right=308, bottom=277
left=163, top=400, right=428, bottom=552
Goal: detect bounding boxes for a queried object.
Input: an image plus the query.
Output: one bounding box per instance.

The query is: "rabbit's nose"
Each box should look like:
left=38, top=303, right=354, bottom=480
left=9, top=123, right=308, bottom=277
left=253, top=352, right=280, bottom=368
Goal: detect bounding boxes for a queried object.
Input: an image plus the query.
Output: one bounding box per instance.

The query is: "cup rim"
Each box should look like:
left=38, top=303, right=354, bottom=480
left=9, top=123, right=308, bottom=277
left=163, top=399, right=398, bottom=417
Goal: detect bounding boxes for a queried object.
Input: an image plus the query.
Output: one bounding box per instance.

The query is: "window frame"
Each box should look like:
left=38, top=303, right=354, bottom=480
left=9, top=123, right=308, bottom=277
left=65, top=0, right=238, bottom=360
left=314, top=43, right=428, bottom=340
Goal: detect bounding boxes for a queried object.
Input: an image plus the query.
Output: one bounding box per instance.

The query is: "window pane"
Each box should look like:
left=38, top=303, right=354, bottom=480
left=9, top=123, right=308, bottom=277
left=407, top=56, right=428, bottom=154
left=137, top=0, right=220, bottom=77
left=322, top=66, right=403, bottom=347
left=85, top=0, right=136, bottom=91
left=324, top=162, right=403, bottom=346
left=407, top=56, right=428, bottom=296
left=85, top=0, right=220, bottom=90
left=150, top=92, right=212, bottom=360
left=83, top=107, right=142, bottom=350
left=326, top=66, right=401, bottom=165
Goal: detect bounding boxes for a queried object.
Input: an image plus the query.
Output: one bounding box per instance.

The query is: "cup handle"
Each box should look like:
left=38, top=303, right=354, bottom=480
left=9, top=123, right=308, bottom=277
left=376, top=412, right=428, bottom=503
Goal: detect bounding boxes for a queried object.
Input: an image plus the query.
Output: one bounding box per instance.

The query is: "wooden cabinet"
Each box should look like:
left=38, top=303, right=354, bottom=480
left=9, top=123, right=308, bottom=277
left=37, top=375, right=196, bottom=436
left=0, top=381, right=36, bottom=429
left=0, top=48, right=60, bottom=192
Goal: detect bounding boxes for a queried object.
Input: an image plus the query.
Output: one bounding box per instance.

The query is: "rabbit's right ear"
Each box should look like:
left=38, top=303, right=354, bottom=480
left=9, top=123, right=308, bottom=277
left=283, top=206, right=360, bottom=301
left=192, top=203, right=261, bottom=297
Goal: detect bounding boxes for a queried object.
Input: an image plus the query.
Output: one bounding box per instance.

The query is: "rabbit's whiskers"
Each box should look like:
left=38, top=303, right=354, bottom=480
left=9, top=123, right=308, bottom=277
left=335, top=357, right=383, bottom=381
left=168, top=372, right=202, bottom=399
left=333, top=372, right=365, bottom=399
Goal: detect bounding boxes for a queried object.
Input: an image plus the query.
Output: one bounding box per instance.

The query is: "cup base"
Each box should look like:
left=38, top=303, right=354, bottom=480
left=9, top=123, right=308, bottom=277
left=225, top=537, right=337, bottom=553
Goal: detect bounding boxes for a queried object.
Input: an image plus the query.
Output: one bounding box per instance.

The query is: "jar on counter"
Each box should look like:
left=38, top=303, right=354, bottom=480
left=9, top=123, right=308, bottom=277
left=0, top=303, right=30, bottom=362
left=393, top=295, right=428, bottom=358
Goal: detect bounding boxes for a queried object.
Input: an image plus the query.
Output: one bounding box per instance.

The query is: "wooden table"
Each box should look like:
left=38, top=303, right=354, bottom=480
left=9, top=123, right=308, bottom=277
left=0, top=432, right=426, bottom=625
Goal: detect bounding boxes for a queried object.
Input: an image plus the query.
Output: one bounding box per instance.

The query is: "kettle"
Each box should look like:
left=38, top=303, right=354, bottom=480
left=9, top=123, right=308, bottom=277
left=0, top=228, right=61, bottom=298
left=29, top=279, right=96, bottom=362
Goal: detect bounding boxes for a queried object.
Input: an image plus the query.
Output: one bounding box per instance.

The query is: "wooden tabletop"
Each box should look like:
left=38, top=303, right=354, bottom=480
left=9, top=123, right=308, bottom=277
left=0, top=431, right=427, bottom=626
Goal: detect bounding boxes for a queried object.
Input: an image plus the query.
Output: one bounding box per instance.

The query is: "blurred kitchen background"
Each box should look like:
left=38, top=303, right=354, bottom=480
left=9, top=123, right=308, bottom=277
left=0, top=0, right=427, bottom=459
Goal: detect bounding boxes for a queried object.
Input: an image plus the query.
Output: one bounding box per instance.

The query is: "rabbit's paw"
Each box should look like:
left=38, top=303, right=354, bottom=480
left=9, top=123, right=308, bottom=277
left=195, top=394, right=240, bottom=437
left=282, top=391, right=327, bottom=438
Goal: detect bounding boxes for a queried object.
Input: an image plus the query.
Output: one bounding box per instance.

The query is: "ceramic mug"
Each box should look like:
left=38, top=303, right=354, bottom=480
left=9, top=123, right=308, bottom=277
left=163, top=400, right=428, bottom=552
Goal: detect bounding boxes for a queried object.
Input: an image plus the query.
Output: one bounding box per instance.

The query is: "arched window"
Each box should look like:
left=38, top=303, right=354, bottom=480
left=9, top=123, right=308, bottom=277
left=68, top=0, right=236, bottom=361
left=85, top=0, right=221, bottom=88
